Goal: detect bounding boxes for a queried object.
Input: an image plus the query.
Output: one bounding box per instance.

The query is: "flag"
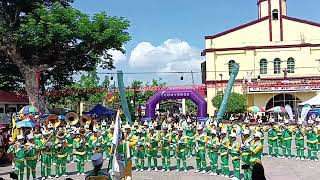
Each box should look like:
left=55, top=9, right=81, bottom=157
left=112, top=109, right=122, bottom=173
left=301, top=104, right=311, bottom=122
left=285, top=104, right=294, bottom=121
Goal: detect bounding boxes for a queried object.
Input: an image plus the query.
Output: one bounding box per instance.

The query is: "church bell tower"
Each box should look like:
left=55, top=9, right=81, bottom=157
left=258, top=0, right=287, bottom=41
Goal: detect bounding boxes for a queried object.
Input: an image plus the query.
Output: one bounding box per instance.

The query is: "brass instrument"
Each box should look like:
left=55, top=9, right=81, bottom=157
left=79, top=127, right=87, bottom=136
left=65, top=112, right=79, bottom=126
left=46, top=114, right=61, bottom=128
left=79, top=115, right=92, bottom=126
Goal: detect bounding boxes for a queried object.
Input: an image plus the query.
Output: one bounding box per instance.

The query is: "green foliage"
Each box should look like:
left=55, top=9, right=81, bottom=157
left=185, top=99, right=197, bottom=115
left=211, top=91, right=247, bottom=113
left=0, top=1, right=130, bottom=106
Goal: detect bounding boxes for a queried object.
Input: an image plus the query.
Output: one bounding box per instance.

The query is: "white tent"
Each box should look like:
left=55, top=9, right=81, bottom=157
left=299, top=94, right=320, bottom=106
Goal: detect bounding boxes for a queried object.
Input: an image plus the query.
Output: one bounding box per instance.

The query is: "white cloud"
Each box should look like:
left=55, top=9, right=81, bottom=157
left=128, top=39, right=202, bottom=85
left=107, top=48, right=127, bottom=65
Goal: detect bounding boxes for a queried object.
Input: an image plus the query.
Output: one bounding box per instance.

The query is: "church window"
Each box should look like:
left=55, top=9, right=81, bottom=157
left=274, top=58, right=281, bottom=74
left=287, top=57, right=295, bottom=73
left=228, top=60, right=235, bottom=75
left=272, top=9, right=279, bottom=20
left=260, top=59, right=267, bottom=74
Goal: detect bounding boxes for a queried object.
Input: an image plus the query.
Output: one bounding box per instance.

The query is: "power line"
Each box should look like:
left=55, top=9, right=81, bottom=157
left=96, top=66, right=319, bottom=75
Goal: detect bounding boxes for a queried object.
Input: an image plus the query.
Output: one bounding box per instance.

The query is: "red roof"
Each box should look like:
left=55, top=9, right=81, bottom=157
left=0, top=90, right=28, bottom=103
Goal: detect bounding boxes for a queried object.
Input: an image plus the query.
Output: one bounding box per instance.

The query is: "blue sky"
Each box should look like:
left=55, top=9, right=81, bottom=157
left=73, top=0, right=320, bottom=85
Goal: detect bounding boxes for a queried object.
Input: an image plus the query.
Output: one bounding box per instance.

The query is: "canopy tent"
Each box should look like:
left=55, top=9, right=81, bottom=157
left=83, top=104, right=116, bottom=118
left=299, top=94, right=320, bottom=106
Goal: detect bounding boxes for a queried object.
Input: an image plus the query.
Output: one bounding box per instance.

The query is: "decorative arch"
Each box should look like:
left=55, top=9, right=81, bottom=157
left=266, top=93, right=301, bottom=111
left=145, top=89, right=207, bottom=119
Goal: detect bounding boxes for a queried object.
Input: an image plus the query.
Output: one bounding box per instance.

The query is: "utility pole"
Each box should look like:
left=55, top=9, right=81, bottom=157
left=191, top=70, right=195, bottom=86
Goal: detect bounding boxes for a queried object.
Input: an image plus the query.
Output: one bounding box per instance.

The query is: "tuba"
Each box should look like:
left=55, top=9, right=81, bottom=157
left=46, top=114, right=61, bottom=128
left=65, top=112, right=79, bottom=126
left=80, top=115, right=92, bottom=126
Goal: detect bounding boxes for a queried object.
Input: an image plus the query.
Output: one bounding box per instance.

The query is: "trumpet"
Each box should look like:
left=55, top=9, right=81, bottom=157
left=80, top=115, right=92, bottom=126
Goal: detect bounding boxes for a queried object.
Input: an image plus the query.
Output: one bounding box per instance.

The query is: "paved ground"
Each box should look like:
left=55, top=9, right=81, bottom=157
left=1, top=154, right=320, bottom=180
left=1, top=139, right=320, bottom=180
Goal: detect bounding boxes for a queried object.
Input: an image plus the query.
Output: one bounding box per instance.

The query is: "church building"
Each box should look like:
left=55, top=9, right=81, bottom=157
left=202, top=0, right=320, bottom=116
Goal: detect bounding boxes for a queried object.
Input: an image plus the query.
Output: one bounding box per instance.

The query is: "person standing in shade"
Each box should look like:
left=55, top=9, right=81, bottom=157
left=294, top=120, right=305, bottom=160
left=207, top=129, right=219, bottom=176
left=11, top=135, right=25, bottom=180
left=219, top=129, right=230, bottom=178
left=85, top=153, right=111, bottom=180
left=25, top=134, right=38, bottom=180
left=229, top=133, right=240, bottom=180
left=160, top=123, right=172, bottom=172
left=195, top=124, right=207, bottom=174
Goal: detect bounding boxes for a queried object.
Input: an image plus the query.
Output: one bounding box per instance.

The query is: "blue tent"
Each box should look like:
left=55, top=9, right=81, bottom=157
left=83, top=104, right=116, bottom=118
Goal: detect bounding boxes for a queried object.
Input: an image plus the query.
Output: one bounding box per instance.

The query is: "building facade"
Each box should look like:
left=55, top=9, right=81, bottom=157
left=203, top=0, right=320, bottom=116
left=0, top=90, right=28, bottom=114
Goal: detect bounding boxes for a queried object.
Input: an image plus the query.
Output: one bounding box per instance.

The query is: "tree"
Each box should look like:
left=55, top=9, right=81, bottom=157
left=212, top=91, right=247, bottom=114
left=185, top=99, right=197, bottom=115
left=0, top=1, right=130, bottom=112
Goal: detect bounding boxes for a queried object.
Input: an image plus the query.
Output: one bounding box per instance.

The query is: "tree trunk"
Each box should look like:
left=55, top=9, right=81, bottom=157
left=22, top=67, right=49, bottom=113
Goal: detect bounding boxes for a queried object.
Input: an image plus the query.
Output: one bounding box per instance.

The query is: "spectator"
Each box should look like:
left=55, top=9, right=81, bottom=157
left=251, top=163, right=266, bottom=180
left=85, top=153, right=111, bottom=180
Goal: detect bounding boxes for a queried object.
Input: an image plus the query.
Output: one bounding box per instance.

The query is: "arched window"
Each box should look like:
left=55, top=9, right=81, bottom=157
left=287, top=57, right=295, bottom=73
left=228, top=60, right=235, bottom=75
left=274, top=58, right=281, bottom=74
left=272, top=9, right=279, bottom=20
left=259, top=59, right=268, bottom=74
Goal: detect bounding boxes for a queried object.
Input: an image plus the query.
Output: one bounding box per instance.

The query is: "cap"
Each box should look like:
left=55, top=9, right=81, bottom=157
left=284, top=119, right=289, bottom=124
left=197, top=125, right=203, bottom=130
left=101, top=121, right=107, bottom=126
left=242, top=129, right=250, bottom=135
left=42, top=130, right=50, bottom=136
left=221, top=129, right=227, bottom=134
left=297, top=120, right=303, bottom=125
left=258, top=119, right=262, bottom=124
left=254, top=132, right=262, bottom=138
left=211, top=130, right=217, bottom=135
left=269, top=118, right=275, bottom=123
left=17, top=135, right=24, bottom=140
left=27, top=134, right=34, bottom=140
left=84, top=125, right=90, bottom=129
left=91, top=153, right=103, bottom=167
left=123, top=123, right=131, bottom=129
left=230, top=133, right=237, bottom=138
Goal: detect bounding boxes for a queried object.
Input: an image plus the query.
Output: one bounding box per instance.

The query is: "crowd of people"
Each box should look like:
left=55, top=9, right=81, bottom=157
left=4, top=111, right=320, bottom=180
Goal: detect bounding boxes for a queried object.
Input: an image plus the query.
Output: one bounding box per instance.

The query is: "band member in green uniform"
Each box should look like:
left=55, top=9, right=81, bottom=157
left=26, top=134, right=38, bottom=180
left=219, top=129, right=230, bottom=178
left=230, top=133, right=241, bottom=180
left=281, top=120, right=293, bottom=158
left=75, top=128, right=87, bottom=175
left=241, top=129, right=252, bottom=180
left=267, top=119, right=279, bottom=157
left=160, top=123, right=172, bottom=172
left=306, top=120, right=318, bottom=161
left=12, top=135, right=26, bottom=180
left=207, top=130, right=219, bottom=176
left=250, top=132, right=263, bottom=165
left=135, top=129, right=146, bottom=172
left=55, top=130, right=68, bottom=178
left=185, top=123, right=195, bottom=157
left=146, top=125, right=159, bottom=171
left=295, top=121, right=305, bottom=160
left=66, top=128, right=75, bottom=163
left=174, top=127, right=188, bottom=172
left=39, top=130, right=53, bottom=179
left=195, top=125, right=207, bottom=174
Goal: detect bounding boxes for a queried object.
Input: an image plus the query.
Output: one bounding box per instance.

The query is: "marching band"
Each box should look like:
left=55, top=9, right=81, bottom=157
left=7, top=113, right=320, bottom=180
